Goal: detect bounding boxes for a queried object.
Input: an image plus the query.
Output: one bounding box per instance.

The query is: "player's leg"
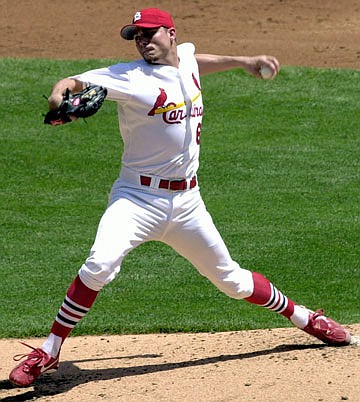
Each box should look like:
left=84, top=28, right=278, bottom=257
left=163, top=191, right=350, bottom=346
left=43, top=196, right=152, bottom=349
left=163, top=194, right=298, bottom=319
left=9, top=189, right=165, bottom=387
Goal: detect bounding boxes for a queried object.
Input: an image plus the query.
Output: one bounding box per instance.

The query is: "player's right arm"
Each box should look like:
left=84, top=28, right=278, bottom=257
left=195, top=54, right=280, bottom=79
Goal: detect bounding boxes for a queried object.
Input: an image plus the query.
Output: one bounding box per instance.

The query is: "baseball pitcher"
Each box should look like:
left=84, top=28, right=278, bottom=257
left=9, top=8, right=351, bottom=387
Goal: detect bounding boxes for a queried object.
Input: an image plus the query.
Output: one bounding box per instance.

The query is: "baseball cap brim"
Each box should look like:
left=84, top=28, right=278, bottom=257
left=121, top=23, right=163, bottom=40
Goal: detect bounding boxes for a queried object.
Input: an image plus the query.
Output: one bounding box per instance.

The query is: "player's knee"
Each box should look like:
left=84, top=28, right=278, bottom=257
left=78, top=256, right=121, bottom=291
left=213, top=266, right=254, bottom=299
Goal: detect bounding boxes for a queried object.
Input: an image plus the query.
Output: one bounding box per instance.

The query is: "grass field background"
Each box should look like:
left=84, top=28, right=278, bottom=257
left=0, top=58, right=359, bottom=338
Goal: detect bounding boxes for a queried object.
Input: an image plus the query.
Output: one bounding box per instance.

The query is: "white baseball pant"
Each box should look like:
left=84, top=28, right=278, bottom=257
left=78, top=169, right=254, bottom=299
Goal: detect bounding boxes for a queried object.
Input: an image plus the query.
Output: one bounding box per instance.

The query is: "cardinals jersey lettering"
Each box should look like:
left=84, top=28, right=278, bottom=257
left=72, top=43, right=203, bottom=178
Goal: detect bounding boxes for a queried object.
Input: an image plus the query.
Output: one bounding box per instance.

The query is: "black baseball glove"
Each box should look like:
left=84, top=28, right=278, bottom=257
left=44, top=85, right=108, bottom=125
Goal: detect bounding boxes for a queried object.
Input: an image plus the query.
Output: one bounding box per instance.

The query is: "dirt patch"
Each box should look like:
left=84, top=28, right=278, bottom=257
left=2, top=0, right=360, bottom=68
left=2, top=327, right=360, bottom=401
left=1, top=1, right=360, bottom=401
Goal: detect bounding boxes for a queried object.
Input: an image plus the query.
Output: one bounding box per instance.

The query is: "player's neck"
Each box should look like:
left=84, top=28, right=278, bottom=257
left=147, top=48, right=179, bottom=68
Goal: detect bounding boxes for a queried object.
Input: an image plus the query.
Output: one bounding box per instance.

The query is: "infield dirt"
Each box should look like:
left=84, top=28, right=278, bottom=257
left=1, top=1, right=360, bottom=401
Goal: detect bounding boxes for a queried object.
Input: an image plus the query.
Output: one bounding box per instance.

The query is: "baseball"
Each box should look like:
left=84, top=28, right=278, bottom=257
left=259, top=66, right=274, bottom=80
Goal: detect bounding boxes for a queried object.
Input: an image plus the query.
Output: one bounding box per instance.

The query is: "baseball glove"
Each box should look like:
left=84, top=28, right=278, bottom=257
left=44, top=85, right=108, bottom=125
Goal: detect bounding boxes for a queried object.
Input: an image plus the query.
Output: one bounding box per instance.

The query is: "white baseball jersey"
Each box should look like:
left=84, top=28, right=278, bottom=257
left=73, top=43, right=203, bottom=179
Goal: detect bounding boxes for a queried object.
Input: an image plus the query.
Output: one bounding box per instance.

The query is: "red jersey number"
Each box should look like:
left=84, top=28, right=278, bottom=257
left=196, top=122, right=202, bottom=145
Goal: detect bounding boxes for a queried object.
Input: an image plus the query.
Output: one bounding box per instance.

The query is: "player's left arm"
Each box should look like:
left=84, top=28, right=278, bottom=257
left=48, top=78, right=85, bottom=110
left=195, top=54, right=280, bottom=79
left=44, top=78, right=107, bottom=125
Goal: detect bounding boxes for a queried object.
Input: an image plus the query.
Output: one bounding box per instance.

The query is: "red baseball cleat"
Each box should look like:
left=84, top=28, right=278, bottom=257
left=9, top=342, right=59, bottom=387
left=303, top=309, right=351, bottom=346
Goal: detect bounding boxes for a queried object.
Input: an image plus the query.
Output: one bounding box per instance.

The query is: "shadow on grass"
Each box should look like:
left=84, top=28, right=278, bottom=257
left=0, top=343, right=324, bottom=401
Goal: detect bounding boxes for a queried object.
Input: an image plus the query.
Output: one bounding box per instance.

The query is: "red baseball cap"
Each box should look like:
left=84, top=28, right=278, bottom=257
left=120, top=8, right=175, bottom=40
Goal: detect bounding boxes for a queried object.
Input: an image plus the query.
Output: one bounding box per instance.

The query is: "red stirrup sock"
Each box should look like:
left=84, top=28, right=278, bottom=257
left=50, top=275, right=99, bottom=342
left=245, top=272, right=295, bottom=319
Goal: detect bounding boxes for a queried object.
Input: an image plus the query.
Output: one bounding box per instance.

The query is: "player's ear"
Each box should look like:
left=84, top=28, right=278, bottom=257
left=168, top=27, right=176, bottom=42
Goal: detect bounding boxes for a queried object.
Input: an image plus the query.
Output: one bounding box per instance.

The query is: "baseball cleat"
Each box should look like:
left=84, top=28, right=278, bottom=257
left=9, top=342, right=59, bottom=387
left=302, top=309, right=351, bottom=346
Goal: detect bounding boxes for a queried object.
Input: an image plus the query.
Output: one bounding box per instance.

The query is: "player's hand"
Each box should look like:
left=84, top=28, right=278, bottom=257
left=46, top=92, right=78, bottom=124
left=48, top=90, right=80, bottom=122
left=48, top=93, right=64, bottom=110
left=245, top=55, right=280, bottom=80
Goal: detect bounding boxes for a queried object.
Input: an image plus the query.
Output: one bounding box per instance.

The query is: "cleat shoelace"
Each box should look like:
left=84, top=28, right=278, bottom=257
left=13, top=342, right=47, bottom=371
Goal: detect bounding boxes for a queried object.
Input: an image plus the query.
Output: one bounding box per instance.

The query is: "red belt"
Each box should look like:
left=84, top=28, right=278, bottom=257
left=140, top=175, right=197, bottom=191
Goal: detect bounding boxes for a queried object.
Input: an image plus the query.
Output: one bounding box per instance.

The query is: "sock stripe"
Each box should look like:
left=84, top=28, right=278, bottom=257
left=273, top=295, right=288, bottom=313
left=263, top=284, right=277, bottom=308
left=60, top=306, right=83, bottom=320
left=55, top=296, right=90, bottom=329
left=64, top=296, right=90, bottom=315
left=59, top=309, right=81, bottom=323
left=55, top=313, right=76, bottom=328
left=271, top=290, right=283, bottom=310
left=261, top=284, right=289, bottom=313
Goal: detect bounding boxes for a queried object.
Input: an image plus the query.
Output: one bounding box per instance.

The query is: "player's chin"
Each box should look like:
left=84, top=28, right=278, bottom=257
left=143, top=55, right=156, bottom=64
left=142, top=51, right=158, bottom=64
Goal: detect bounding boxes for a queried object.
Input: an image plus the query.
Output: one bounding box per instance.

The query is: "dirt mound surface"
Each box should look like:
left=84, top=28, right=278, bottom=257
left=2, top=327, right=360, bottom=401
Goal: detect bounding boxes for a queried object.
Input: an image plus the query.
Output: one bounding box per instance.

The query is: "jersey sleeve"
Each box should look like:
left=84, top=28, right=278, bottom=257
left=177, top=42, right=199, bottom=74
left=71, top=62, right=133, bottom=102
left=177, top=42, right=196, bottom=58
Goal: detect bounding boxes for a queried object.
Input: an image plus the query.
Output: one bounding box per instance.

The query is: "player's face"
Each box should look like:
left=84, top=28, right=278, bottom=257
left=134, top=27, right=176, bottom=66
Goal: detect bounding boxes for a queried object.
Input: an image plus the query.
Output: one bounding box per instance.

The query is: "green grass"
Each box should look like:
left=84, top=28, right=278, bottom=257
left=0, top=58, right=359, bottom=338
